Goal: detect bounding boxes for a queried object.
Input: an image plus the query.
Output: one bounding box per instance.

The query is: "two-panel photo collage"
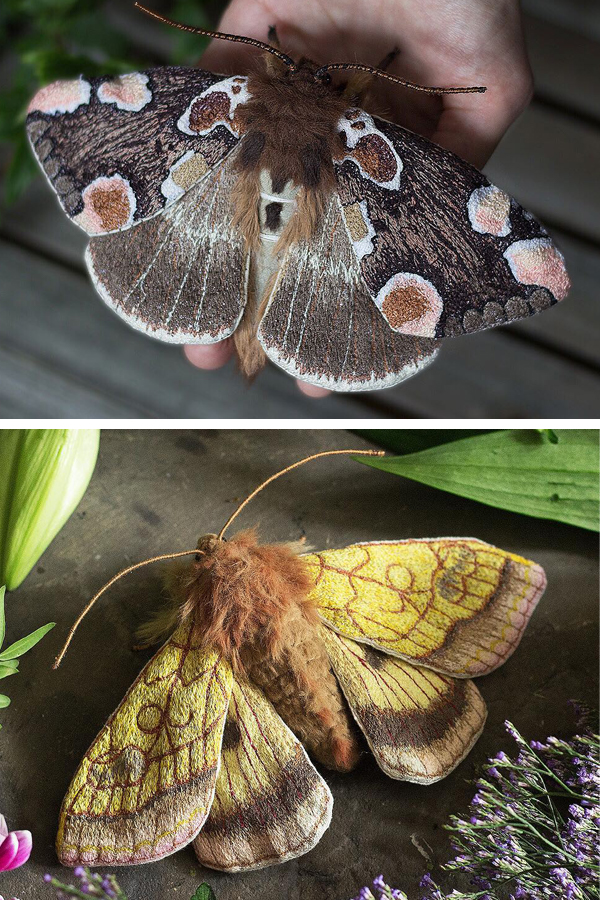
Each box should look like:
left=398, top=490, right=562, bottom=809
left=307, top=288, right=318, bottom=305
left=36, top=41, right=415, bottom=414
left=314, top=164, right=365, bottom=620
left=1, top=2, right=598, bottom=899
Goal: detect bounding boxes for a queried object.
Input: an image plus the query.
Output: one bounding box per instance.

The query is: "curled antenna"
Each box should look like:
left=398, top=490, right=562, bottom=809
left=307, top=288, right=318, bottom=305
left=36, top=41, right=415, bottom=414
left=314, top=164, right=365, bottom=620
left=134, top=3, right=297, bottom=69
left=315, top=62, right=486, bottom=94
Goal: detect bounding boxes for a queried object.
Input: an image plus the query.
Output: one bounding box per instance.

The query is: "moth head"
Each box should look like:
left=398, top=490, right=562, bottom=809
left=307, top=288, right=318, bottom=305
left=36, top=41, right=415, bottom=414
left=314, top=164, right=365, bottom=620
left=158, top=529, right=317, bottom=671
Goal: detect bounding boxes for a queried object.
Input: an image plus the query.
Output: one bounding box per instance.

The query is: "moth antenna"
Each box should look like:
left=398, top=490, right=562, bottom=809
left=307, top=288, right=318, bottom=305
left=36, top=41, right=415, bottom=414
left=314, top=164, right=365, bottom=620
left=217, top=448, right=384, bottom=540
left=53, top=548, right=206, bottom=670
left=53, top=448, right=385, bottom=669
left=314, top=62, right=486, bottom=94
left=134, top=3, right=297, bottom=69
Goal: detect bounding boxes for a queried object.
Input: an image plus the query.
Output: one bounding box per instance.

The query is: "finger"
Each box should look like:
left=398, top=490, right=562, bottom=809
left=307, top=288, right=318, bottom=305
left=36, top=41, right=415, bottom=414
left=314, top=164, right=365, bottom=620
left=296, top=379, right=331, bottom=398
left=198, top=0, right=279, bottom=73
left=184, top=340, right=234, bottom=370
left=433, top=74, right=533, bottom=168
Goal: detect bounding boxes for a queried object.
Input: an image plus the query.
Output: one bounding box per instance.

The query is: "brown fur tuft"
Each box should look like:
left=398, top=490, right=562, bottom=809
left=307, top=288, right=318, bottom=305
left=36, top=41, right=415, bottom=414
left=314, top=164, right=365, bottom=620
left=162, top=530, right=317, bottom=672
left=139, top=529, right=362, bottom=771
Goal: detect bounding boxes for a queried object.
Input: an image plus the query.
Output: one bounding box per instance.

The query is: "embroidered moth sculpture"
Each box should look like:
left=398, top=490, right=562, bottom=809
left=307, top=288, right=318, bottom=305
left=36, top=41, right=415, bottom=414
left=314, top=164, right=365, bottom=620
left=25, top=7, right=570, bottom=392
left=53, top=450, right=547, bottom=871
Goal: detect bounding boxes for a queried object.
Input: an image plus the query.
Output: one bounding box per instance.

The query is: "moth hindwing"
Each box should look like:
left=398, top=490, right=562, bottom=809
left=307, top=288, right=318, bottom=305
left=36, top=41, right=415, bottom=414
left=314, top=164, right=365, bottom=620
left=28, top=54, right=570, bottom=391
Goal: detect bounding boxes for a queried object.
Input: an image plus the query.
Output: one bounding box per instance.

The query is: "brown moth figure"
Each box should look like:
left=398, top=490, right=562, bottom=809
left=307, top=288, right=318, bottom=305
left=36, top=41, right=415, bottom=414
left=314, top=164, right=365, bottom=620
left=53, top=450, right=547, bottom=871
left=26, top=7, right=570, bottom=391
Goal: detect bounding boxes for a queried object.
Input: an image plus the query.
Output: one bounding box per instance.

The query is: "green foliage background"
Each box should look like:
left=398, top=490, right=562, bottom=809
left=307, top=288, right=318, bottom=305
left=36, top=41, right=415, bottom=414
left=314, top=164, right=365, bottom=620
left=0, top=0, right=226, bottom=205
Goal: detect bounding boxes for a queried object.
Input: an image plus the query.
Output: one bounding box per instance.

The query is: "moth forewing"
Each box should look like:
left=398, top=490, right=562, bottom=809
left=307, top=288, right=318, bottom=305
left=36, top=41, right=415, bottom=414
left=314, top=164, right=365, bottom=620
left=56, top=623, right=233, bottom=867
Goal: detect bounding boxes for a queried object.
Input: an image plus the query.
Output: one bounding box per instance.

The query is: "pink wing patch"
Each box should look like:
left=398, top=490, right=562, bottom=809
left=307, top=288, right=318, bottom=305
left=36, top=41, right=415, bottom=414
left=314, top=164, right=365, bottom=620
left=177, top=75, right=250, bottom=137
left=27, top=77, right=91, bottom=115
left=97, top=73, right=152, bottom=112
left=337, top=109, right=402, bottom=190
left=375, top=273, right=443, bottom=337
left=73, top=175, right=137, bottom=235
left=504, top=238, right=570, bottom=300
left=467, top=185, right=511, bottom=237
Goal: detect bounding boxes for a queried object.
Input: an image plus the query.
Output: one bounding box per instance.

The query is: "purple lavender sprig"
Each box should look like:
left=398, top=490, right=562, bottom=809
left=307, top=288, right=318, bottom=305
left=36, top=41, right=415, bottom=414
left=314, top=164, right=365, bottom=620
left=43, top=867, right=127, bottom=899
left=351, top=713, right=599, bottom=900
left=351, top=874, right=408, bottom=900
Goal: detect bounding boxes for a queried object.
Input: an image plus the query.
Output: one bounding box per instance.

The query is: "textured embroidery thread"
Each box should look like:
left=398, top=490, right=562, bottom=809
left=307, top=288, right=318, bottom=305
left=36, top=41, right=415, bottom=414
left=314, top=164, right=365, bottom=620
left=25, top=7, right=571, bottom=392
left=53, top=450, right=547, bottom=872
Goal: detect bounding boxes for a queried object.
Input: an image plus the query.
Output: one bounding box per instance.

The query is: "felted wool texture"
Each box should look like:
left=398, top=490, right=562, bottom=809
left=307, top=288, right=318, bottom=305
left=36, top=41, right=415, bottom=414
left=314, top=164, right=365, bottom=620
left=320, top=627, right=487, bottom=784
left=303, top=538, right=547, bottom=677
left=240, top=598, right=361, bottom=773
left=194, top=675, right=332, bottom=872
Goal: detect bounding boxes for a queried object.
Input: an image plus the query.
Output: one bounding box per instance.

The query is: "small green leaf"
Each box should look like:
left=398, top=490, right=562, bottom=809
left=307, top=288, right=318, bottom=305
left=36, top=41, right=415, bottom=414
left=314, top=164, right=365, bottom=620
left=0, top=663, right=18, bottom=679
left=191, top=884, right=217, bottom=900
left=357, top=429, right=599, bottom=531
left=0, top=694, right=11, bottom=708
left=0, top=621, right=55, bottom=660
left=0, top=586, right=5, bottom=649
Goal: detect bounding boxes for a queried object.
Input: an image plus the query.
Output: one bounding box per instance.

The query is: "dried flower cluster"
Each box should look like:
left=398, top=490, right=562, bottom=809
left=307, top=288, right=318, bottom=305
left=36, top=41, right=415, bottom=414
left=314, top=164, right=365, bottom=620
left=43, top=867, right=127, bottom=899
left=353, top=709, right=599, bottom=900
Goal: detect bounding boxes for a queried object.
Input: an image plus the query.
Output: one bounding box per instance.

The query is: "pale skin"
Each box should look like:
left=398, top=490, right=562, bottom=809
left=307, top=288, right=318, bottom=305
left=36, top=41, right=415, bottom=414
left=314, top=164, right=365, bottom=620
left=183, top=0, right=533, bottom=397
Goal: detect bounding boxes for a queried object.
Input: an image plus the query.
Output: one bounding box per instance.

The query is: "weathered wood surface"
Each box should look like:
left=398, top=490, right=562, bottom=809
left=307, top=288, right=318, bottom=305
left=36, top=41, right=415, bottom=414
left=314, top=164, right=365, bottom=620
left=1, top=3, right=599, bottom=418
left=2, top=430, right=598, bottom=899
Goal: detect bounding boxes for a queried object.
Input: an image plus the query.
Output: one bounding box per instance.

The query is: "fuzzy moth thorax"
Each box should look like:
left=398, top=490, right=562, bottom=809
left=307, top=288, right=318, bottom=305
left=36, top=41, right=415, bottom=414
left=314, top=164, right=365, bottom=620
left=154, top=529, right=361, bottom=773
left=165, top=529, right=318, bottom=671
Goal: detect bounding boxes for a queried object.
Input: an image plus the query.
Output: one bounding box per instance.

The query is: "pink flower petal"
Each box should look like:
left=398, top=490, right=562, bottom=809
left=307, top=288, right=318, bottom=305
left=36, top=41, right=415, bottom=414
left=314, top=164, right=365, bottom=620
left=0, top=833, right=18, bottom=871
left=3, top=831, right=32, bottom=870
left=0, top=815, right=7, bottom=838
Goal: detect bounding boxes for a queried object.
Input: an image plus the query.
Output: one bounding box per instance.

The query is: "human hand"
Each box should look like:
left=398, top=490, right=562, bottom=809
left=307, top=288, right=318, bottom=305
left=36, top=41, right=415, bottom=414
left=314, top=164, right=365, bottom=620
left=184, top=0, right=534, bottom=396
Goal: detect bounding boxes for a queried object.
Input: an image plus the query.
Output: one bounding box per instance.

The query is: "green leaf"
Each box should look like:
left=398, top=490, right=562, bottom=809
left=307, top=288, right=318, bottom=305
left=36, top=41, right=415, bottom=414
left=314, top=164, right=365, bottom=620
left=0, top=429, right=99, bottom=590
left=355, top=429, right=494, bottom=455
left=0, top=663, right=19, bottom=679
left=0, top=694, right=11, bottom=709
left=357, top=429, right=599, bottom=531
left=0, top=621, right=55, bottom=660
left=191, top=884, right=217, bottom=900
left=0, top=585, right=5, bottom=649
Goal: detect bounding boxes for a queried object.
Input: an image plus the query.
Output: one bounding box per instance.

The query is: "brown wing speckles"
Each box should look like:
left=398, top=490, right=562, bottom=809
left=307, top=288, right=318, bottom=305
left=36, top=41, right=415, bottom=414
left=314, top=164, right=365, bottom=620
left=336, top=109, right=402, bottom=190
left=26, top=67, right=243, bottom=234
left=86, top=155, right=248, bottom=343
left=335, top=112, right=570, bottom=337
left=320, top=628, right=487, bottom=784
left=258, top=193, right=439, bottom=392
left=194, top=677, right=333, bottom=872
left=177, top=76, right=250, bottom=137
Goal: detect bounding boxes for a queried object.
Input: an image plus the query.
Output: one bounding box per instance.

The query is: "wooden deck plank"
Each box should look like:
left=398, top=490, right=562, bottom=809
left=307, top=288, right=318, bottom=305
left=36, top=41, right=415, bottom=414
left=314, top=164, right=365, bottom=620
left=385, top=330, right=600, bottom=418
left=522, top=0, right=600, bottom=41
left=484, top=105, right=600, bottom=243
left=523, top=14, right=600, bottom=119
left=1, top=237, right=598, bottom=419
left=0, top=343, right=148, bottom=418
left=509, top=232, right=600, bottom=365
left=0, top=239, right=386, bottom=420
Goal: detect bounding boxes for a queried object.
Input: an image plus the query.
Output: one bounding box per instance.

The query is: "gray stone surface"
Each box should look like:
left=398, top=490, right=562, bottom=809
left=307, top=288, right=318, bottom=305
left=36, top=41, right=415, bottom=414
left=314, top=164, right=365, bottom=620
left=1, top=429, right=598, bottom=900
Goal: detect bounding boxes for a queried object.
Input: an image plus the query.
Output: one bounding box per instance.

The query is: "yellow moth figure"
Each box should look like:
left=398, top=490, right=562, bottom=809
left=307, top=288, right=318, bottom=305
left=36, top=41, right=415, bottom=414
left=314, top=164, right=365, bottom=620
left=53, top=450, right=546, bottom=872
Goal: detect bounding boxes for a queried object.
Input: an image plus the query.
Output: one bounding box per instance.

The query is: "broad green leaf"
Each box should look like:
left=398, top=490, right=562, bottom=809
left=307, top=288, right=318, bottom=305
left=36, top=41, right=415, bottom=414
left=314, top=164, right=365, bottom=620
left=191, top=884, right=217, bottom=900
left=0, top=586, right=5, bottom=648
left=0, top=429, right=99, bottom=590
left=0, top=621, right=55, bottom=660
left=0, top=664, right=19, bottom=679
left=355, top=429, right=493, bottom=455
left=0, top=694, right=10, bottom=709
left=357, top=429, right=599, bottom=531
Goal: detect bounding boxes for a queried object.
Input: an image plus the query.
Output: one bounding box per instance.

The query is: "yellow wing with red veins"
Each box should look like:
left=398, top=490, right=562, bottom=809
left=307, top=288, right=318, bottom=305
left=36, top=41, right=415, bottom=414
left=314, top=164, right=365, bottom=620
left=303, top=539, right=546, bottom=677
left=194, top=674, right=332, bottom=871
left=320, top=627, right=486, bottom=783
left=56, top=622, right=232, bottom=866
